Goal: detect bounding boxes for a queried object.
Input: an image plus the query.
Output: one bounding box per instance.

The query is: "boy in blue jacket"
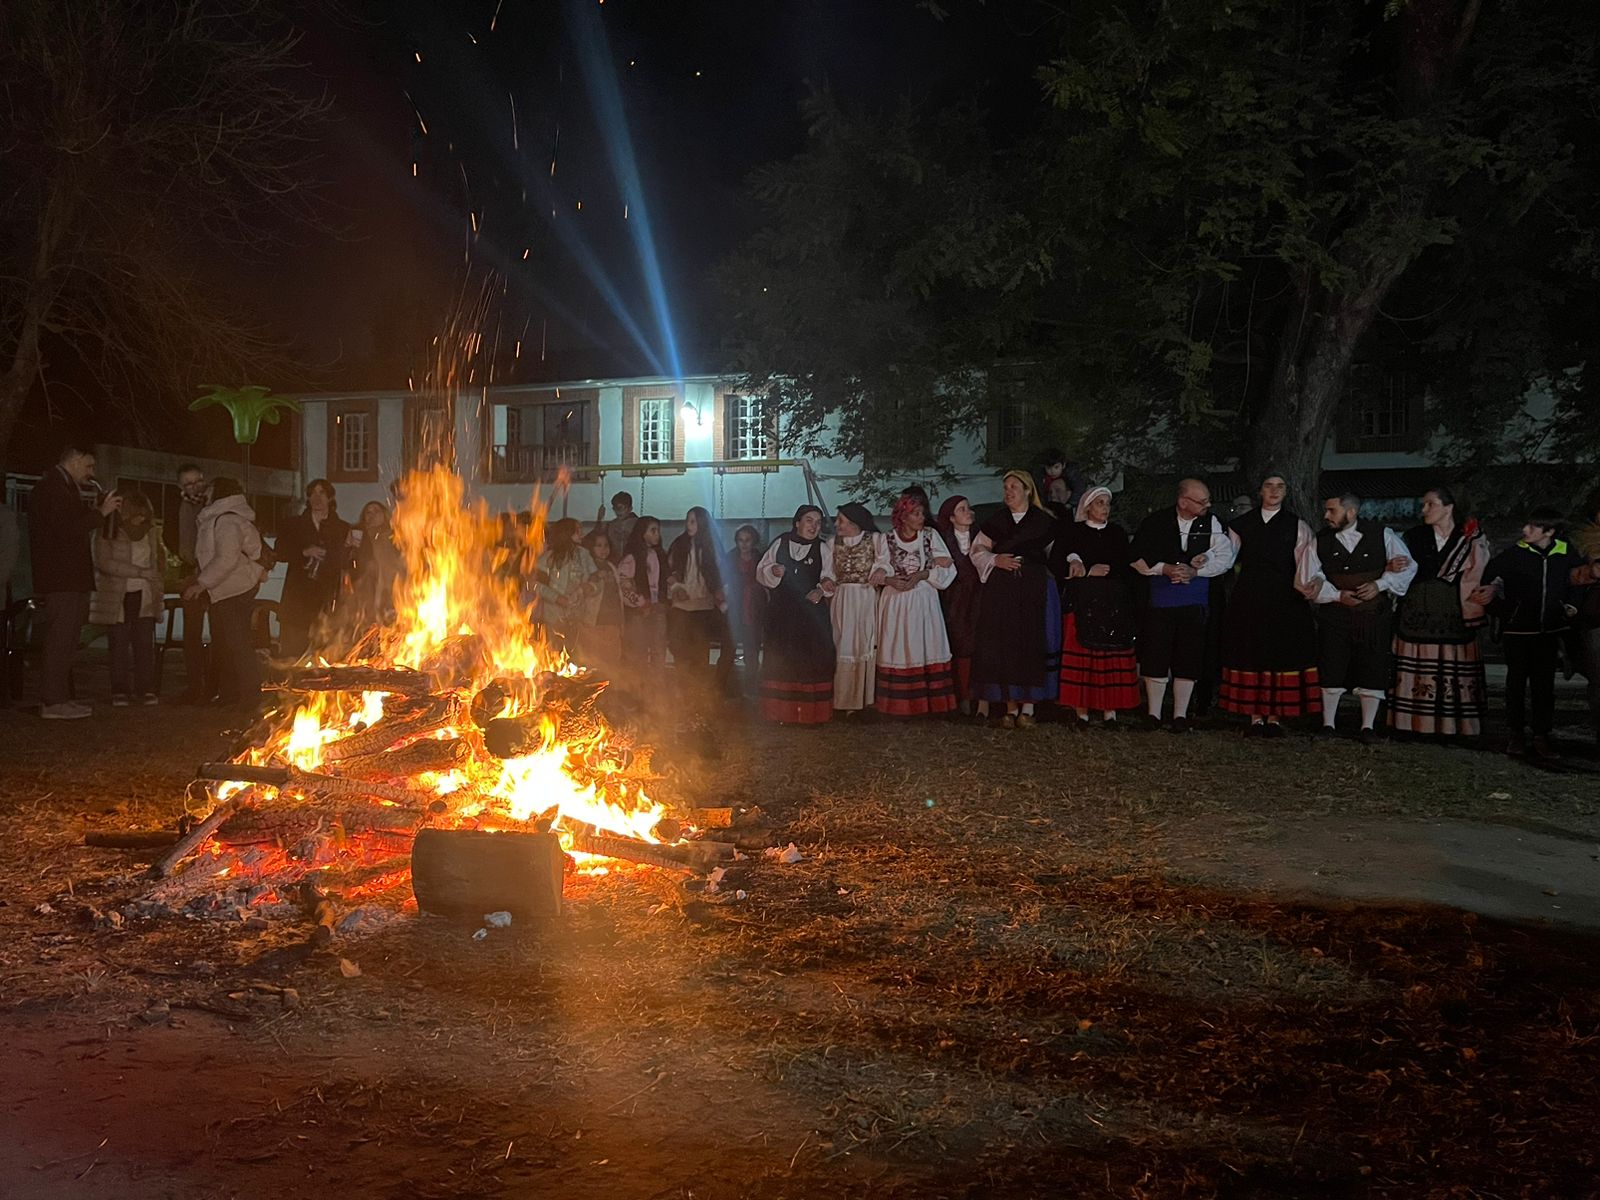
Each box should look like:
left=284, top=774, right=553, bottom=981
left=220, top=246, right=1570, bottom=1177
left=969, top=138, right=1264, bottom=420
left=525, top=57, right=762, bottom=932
left=1472, top=507, right=1600, bottom=759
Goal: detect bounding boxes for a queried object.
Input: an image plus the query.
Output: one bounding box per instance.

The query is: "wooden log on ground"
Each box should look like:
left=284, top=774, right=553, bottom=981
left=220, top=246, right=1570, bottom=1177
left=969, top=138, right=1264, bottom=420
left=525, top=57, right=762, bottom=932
left=85, top=829, right=179, bottom=850
left=265, top=665, right=436, bottom=697
left=566, top=830, right=695, bottom=873
left=216, top=803, right=430, bottom=846
left=411, top=828, right=564, bottom=919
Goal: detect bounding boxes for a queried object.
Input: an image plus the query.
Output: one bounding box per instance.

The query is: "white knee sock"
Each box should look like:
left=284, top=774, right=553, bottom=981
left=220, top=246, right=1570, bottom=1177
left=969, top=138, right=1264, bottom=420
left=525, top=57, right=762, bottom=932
left=1172, top=678, right=1195, bottom=719
left=1321, top=688, right=1344, bottom=727
left=1021, top=702, right=1034, bottom=716
left=1144, top=677, right=1168, bottom=718
left=1357, top=690, right=1382, bottom=730
left=977, top=700, right=990, bottom=717
left=1103, top=711, right=1117, bottom=723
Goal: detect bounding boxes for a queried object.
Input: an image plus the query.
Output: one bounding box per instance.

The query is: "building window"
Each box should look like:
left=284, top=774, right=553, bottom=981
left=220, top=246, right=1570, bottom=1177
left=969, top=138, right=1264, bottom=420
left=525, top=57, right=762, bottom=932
left=986, top=397, right=1030, bottom=463
left=406, top=404, right=452, bottom=470
left=340, top=412, right=371, bottom=474
left=327, top=401, right=380, bottom=483
left=725, top=394, right=771, bottom=461
left=637, top=396, right=674, bottom=463
left=1338, top=368, right=1425, bottom=453
left=491, top=392, right=594, bottom=482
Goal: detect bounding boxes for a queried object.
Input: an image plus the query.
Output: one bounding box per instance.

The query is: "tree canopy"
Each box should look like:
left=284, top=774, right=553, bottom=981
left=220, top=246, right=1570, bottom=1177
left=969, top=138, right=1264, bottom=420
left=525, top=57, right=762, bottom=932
left=718, top=0, right=1599, bottom=511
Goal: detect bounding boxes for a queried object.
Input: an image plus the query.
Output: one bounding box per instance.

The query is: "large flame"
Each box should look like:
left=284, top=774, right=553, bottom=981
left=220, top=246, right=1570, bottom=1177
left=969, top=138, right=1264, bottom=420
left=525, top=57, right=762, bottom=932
left=238, top=466, right=664, bottom=866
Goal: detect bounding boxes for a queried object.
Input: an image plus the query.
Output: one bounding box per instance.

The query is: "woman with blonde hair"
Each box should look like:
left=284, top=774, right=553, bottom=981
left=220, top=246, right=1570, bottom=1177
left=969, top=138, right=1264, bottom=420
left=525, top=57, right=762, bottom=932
left=969, top=470, right=1061, bottom=727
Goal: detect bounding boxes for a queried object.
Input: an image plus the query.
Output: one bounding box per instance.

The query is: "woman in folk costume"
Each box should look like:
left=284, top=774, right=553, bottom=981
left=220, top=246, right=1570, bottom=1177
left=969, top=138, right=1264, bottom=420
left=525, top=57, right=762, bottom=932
left=822, top=502, right=885, bottom=714
left=1389, top=486, right=1492, bottom=738
left=756, top=505, right=836, bottom=723
left=1218, top=473, right=1323, bottom=734
left=1050, top=486, right=1140, bottom=725
left=934, top=495, right=983, bottom=715
left=969, top=470, right=1061, bottom=728
left=875, top=495, right=958, bottom=716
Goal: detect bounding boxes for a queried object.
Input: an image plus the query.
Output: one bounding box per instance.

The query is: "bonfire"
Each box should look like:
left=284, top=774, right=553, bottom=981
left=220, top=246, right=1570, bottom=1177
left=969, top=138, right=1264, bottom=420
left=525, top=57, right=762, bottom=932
left=96, top=467, right=754, bottom=935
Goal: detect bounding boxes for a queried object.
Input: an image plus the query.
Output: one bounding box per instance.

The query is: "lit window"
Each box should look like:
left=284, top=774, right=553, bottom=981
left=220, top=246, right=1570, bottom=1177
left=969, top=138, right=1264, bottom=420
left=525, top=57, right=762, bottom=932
left=638, top=397, right=674, bottom=463
left=340, top=412, right=371, bottom=473
left=726, top=394, right=768, bottom=461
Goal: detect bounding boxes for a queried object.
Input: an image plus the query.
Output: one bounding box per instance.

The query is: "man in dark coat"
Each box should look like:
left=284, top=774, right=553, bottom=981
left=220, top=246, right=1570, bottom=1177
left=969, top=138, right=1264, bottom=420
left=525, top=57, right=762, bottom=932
left=29, top=445, right=123, bottom=718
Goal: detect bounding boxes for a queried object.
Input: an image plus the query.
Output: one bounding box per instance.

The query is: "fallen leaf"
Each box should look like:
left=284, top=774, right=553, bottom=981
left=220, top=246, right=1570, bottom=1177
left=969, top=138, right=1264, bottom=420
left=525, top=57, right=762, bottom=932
left=339, top=958, right=361, bottom=978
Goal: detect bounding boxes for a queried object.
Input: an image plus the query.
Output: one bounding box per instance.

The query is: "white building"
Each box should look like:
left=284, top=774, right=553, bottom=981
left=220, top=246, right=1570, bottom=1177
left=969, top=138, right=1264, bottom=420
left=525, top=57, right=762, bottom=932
left=294, top=375, right=1020, bottom=541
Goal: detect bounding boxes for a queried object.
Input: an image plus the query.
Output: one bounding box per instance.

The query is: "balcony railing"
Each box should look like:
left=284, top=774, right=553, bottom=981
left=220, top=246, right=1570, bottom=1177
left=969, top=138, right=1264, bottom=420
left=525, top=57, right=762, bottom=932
left=492, top=442, right=594, bottom=481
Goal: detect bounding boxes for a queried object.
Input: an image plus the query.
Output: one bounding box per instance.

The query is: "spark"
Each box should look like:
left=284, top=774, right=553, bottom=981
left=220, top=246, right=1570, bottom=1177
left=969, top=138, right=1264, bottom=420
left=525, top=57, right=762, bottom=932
left=521, top=248, right=530, bottom=260
left=509, top=92, right=518, bottom=150
left=490, top=0, right=505, bottom=31
left=576, top=200, right=582, bottom=211
left=414, top=51, right=422, bottom=63
left=623, top=203, right=628, bottom=220
left=467, top=31, right=478, bottom=45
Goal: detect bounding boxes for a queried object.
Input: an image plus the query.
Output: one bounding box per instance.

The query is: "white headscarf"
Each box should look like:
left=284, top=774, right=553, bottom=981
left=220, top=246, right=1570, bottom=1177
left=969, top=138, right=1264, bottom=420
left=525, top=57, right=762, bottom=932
left=1074, top=485, right=1112, bottom=524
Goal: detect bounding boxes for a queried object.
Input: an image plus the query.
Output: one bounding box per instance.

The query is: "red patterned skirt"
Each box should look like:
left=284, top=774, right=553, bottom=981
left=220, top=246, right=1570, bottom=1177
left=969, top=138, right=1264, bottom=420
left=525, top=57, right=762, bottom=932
left=1219, top=667, right=1322, bottom=718
left=1058, top=613, right=1140, bottom=712
left=875, top=662, right=957, bottom=717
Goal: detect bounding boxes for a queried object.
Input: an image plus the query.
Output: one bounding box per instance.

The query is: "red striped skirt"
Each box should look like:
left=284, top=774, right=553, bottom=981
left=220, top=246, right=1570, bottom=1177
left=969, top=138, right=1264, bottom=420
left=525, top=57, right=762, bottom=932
left=1058, top=613, right=1140, bottom=712
left=875, top=661, right=957, bottom=717
left=760, top=679, right=833, bottom=725
left=1219, top=667, right=1322, bottom=718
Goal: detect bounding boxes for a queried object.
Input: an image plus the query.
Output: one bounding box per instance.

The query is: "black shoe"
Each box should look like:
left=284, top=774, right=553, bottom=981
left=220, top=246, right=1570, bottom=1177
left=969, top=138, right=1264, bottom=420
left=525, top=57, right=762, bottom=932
left=1169, top=716, right=1192, bottom=734
left=1531, top=735, right=1561, bottom=761
left=1143, top=713, right=1164, bottom=732
left=1506, top=734, right=1527, bottom=757
left=1357, top=727, right=1379, bottom=746
left=1263, top=722, right=1286, bottom=739
left=1316, top=725, right=1337, bottom=740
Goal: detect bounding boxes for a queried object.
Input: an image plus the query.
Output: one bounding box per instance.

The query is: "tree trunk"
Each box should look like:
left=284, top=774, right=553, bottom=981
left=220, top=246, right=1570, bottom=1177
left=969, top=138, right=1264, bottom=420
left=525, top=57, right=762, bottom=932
left=1247, top=266, right=1410, bottom=514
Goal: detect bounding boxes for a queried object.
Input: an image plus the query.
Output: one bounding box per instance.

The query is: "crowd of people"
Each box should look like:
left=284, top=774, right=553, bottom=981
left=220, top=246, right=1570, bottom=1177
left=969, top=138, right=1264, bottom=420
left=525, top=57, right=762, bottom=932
left=15, top=443, right=1600, bottom=761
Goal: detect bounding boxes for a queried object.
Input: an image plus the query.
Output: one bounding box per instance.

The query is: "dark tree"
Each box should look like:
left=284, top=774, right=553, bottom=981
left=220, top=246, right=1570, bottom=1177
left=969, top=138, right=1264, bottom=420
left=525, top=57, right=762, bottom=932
left=0, top=0, right=330, bottom=464
left=720, top=0, right=1599, bottom=509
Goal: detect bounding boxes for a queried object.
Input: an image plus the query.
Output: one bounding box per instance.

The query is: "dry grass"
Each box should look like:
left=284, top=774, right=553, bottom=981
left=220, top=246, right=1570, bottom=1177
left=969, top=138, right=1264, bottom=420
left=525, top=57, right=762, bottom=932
left=2, top=704, right=1599, bottom=1196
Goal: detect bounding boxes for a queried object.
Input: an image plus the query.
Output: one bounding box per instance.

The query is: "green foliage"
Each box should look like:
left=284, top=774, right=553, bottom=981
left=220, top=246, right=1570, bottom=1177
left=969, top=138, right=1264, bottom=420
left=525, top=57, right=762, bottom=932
left=190, top=384, right=301, bottom=447
left=719, top=0, right=1597, bottom=493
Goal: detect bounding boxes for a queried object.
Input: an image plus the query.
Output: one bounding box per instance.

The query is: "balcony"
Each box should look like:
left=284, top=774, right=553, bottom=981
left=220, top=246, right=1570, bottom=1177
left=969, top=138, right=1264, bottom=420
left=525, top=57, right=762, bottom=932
left=491, top=442, right=596, bottom=483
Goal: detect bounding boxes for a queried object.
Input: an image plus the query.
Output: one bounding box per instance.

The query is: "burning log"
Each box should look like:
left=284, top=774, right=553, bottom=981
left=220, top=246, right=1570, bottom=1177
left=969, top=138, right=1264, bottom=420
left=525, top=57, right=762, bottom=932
left=149, top=794, right=247, bottom=879
left=196, top=762, right=449, bottom=810
left=340, top=738, right=472, bottom=780
left=419, top=634, right=490, bottom=687
left=566, top=829, right=695, bottom=873
left=215, top=803, right=430, bottom=846
left=266, top=665, right=436, bottom=697
left=321, top=697, right=458, bottom=761
left=410, top=828, right=564, bottom=919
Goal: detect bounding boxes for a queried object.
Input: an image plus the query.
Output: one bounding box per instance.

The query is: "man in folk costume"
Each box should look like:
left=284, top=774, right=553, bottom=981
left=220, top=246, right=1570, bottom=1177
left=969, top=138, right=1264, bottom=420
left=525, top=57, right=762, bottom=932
left=874, top=495, right=958, bottom=716
left=1303, top=493, right=1417, bottom=742
left=1215, top=474, right=1323, bottom=734
left=1129, top=478, right=1236, bottom=732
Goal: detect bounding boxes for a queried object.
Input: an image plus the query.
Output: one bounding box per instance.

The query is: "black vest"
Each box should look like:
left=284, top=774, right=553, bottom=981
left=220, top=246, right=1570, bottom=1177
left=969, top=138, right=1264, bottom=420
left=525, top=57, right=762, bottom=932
left=1317, top=524, right=1387, bottom=597
left=1232, top=507, right=1300, bottom=584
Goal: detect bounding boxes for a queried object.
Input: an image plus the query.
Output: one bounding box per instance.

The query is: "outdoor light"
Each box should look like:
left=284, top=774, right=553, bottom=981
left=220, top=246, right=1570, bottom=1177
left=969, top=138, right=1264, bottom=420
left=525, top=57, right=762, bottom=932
left=681, top=399, right=702, bottom=426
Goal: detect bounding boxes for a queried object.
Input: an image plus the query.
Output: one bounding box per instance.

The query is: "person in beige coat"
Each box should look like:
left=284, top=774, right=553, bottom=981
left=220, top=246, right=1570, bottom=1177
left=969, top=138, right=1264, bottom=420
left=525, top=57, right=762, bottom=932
left=183, top=478, right=267, bottom=708
left=91, top=493, right=166, bottom=705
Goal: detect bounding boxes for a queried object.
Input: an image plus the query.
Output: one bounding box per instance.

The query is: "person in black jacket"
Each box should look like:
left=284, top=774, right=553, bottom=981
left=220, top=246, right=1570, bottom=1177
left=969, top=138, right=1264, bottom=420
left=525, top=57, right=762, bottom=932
left=29, top=445, right=123, bottom=719
left=274, top=479, right=352, bottom=661
left=1472, top=506, right=1600, bottom=759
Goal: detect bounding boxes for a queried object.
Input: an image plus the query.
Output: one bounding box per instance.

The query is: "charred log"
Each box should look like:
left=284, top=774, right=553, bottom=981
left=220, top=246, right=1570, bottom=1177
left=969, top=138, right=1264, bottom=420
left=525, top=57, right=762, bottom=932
left=410, top=828, right=564, bottom=919
left=265, top=665, right=436, bottom=697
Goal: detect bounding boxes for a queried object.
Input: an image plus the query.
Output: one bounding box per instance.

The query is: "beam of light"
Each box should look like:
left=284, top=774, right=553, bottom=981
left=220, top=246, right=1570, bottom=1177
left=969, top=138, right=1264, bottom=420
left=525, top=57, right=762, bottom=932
left=567, top=0, right=682, bottom=379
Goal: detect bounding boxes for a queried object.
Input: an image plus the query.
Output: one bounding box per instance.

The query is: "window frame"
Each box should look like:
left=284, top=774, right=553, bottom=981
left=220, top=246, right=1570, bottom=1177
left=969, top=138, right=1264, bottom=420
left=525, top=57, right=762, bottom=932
left=326, top=399, right=380, bottom=483
left=489, top=389, right=598, bottom=483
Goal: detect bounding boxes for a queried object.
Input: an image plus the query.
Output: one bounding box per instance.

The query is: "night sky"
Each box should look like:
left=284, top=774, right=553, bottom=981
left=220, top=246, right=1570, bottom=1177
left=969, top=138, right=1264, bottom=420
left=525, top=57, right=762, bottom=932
left=279, top=0, right=1033, bottom=385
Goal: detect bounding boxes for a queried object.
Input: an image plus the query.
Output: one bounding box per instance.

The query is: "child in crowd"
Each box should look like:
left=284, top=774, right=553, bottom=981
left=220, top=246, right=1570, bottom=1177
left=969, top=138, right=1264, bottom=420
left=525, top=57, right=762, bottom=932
left=579, top=529, right=625, bottom=669
left=724, top=524, right=767, bottom=689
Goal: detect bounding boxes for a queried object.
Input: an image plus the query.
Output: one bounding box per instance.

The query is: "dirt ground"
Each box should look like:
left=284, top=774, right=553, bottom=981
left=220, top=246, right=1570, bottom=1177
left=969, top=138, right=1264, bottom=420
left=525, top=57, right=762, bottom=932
left=3, top=686, right=1599, bottom=1198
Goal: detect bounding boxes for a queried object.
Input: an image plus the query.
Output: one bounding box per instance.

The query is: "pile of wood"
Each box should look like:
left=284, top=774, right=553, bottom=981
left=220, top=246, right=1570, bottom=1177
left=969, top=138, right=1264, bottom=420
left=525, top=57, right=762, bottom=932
left=83, top=640, right=769, bottom=936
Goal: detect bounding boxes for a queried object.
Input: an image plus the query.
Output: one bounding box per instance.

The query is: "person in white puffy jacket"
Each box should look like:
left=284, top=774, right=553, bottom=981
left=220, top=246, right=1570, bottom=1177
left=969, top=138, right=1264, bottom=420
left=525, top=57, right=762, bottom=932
left=184, top=477, right=266, bottom=708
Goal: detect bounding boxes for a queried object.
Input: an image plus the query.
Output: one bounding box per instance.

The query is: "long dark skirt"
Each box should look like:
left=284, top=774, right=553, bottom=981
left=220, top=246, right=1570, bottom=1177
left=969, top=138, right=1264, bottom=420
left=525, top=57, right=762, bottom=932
left=971, top=565, right=1061, bottom=704
left=760, top=590, right=835, bottom=724
left=1219, top=572, right=1320, bottom=717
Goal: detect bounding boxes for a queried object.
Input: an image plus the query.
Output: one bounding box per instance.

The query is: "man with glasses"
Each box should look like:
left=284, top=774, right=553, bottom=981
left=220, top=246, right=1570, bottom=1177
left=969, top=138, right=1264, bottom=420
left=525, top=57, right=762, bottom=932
left=1129, top=479, right=1235, bottom=731
left=167, top=464, right=217, bottom=703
